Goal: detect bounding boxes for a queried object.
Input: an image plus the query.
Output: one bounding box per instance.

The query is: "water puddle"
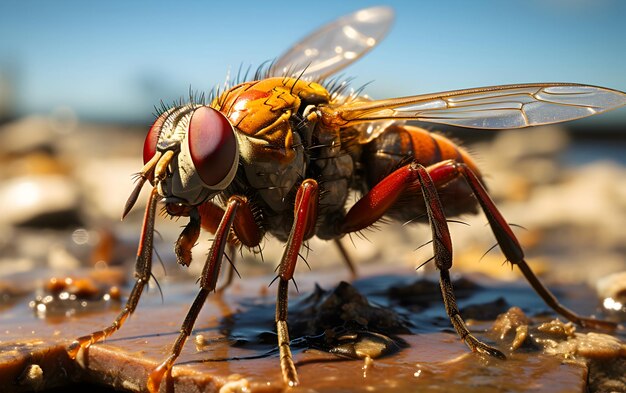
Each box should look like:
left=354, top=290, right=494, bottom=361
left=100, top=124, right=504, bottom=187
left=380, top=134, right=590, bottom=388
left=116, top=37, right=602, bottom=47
left=1, top=266, right=623, bottom=392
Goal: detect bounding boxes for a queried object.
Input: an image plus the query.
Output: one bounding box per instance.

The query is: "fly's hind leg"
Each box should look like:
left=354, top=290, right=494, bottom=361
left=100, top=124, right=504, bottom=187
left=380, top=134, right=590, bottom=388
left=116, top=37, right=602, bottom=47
left=340, top=161, right=505, bottom=358
left=68, top=188, right=159, bottom=358
left=435, top=160, right=617, bottom=330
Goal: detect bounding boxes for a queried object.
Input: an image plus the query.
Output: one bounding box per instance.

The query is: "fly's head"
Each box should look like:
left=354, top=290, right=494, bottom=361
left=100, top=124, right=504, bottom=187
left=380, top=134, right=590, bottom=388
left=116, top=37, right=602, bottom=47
left=123, top=105, right=239, bottom=218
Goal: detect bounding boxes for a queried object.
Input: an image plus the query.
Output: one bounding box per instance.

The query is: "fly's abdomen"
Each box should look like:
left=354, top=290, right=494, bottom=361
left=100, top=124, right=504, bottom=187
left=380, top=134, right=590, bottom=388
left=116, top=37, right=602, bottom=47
left=361, top=124, right=481, bottom=220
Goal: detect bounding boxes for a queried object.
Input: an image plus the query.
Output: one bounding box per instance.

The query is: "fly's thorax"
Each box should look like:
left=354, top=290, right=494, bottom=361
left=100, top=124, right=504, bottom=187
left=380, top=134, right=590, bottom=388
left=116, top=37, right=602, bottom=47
left=238, top=131, right=306, bottom=213
left=217, top=77, right=330, bottom=164
left=233, top=126, right=275, bottom=164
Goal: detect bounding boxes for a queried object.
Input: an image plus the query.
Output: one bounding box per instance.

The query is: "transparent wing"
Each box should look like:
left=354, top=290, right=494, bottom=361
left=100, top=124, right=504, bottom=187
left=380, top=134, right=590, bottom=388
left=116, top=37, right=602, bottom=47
left=269, top=6, right=394, bottom=81
left=322, top=84, right=626, bottom=142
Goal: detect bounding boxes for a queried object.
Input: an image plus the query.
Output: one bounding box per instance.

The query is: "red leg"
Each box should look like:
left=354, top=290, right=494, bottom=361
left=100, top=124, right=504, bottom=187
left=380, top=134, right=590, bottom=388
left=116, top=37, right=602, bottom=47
left=275, top=179, right=320, bottom=387
left=341, top=164, right=414, bottom=233
left=176, top=195, right=262, bottom=268
left=186, top=199, right=260, bottom=293
left=185, top=197, right=261, bottom=292
left=147, top=195, right=262, bottom=392
left=341, top=162, right=505, bottom=358
left=434, top=160, right=617, bottom=330
left=198, top=198, right=264, bottom=248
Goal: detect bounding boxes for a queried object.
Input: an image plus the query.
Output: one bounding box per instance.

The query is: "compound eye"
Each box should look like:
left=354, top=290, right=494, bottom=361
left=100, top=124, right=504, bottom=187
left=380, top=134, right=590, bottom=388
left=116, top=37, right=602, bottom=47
left=188, top=107, right=237, bottom=188
left=143, top=111, right=168, bottom=164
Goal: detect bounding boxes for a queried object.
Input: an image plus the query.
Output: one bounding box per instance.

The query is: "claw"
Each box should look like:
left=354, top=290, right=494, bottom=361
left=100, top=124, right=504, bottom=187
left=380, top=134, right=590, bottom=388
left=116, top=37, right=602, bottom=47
left=67, top=340, right=82, bottom=360
left=475, top=342, right=506, bottom=360
left=579, top=317, right=618, bottom=331
left=67, top=335, right=92, bottom=359
left=147, top=358, right=172, bottom=393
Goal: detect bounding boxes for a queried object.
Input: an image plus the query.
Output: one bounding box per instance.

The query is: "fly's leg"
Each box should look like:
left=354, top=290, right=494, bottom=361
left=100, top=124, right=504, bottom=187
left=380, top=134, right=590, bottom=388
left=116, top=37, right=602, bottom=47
left=275, top=179, right=320, bottom=387
left=340, top=162, right=505, bottom=358
left=68, top=188, right=159, bottom=358
left=182, top=200, right=257, bottom=293
left=147, top=195, right=262, bottom=392
left=432, top=160, right=617, bottom=330
left=174, top=208, right=201, bottom=267
left=414, top=165, right=506, bottom=358
left=198, top=199, right=261, bottom=294
left=198, top=199, right=264, bottom=249
left=334, top=238, right=357, bottom=277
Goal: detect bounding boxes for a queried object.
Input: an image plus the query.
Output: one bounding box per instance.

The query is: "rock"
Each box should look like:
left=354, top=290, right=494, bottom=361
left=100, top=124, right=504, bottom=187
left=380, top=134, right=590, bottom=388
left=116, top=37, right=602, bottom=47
left=492, top=306, right=530, bottom=340
left=0, top=175, right=82, bottom=228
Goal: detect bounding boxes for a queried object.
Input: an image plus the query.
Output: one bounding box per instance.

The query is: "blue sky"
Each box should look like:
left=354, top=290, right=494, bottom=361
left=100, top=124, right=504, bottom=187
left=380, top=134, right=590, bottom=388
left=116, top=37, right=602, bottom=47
left=1, top=0, right=625, bottom=125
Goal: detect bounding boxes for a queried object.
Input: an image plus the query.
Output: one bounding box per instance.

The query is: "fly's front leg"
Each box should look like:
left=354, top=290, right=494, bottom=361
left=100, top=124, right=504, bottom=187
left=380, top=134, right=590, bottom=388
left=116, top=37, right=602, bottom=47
left=340, top=162, right=505, bottom=359
left=433, top=160, right=617, bottom=330
left=177, top=200, right=259, bottom=293
left=197, top=200, right=262, bottom=293
left=68, top=187, right=159, bottom=358
left=174, top=208, right=200, bottom=267
left=147, top=195, right=262, bottom=392
left=275, top=179, right=319, bottom=387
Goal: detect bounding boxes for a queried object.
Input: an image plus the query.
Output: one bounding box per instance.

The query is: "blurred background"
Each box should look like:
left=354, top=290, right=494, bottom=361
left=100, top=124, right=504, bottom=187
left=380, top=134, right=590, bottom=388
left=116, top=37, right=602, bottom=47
left=1, top=0, right=625, bottom=127
left=0, top=0, right=624, bottom=287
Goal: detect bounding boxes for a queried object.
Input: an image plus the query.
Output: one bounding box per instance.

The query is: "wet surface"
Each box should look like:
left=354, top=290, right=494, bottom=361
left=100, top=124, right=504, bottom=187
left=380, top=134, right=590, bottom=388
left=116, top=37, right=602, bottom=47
left=29, top=275, right=122, bottom=319
left=0, top=265, right=624, bottom=392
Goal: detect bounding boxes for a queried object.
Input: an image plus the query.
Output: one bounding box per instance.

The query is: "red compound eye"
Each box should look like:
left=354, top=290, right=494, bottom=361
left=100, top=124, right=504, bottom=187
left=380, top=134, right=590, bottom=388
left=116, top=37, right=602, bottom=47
left=143, top=111, right=168, bottom=164
left=188, top=106, right=237, bottom=187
